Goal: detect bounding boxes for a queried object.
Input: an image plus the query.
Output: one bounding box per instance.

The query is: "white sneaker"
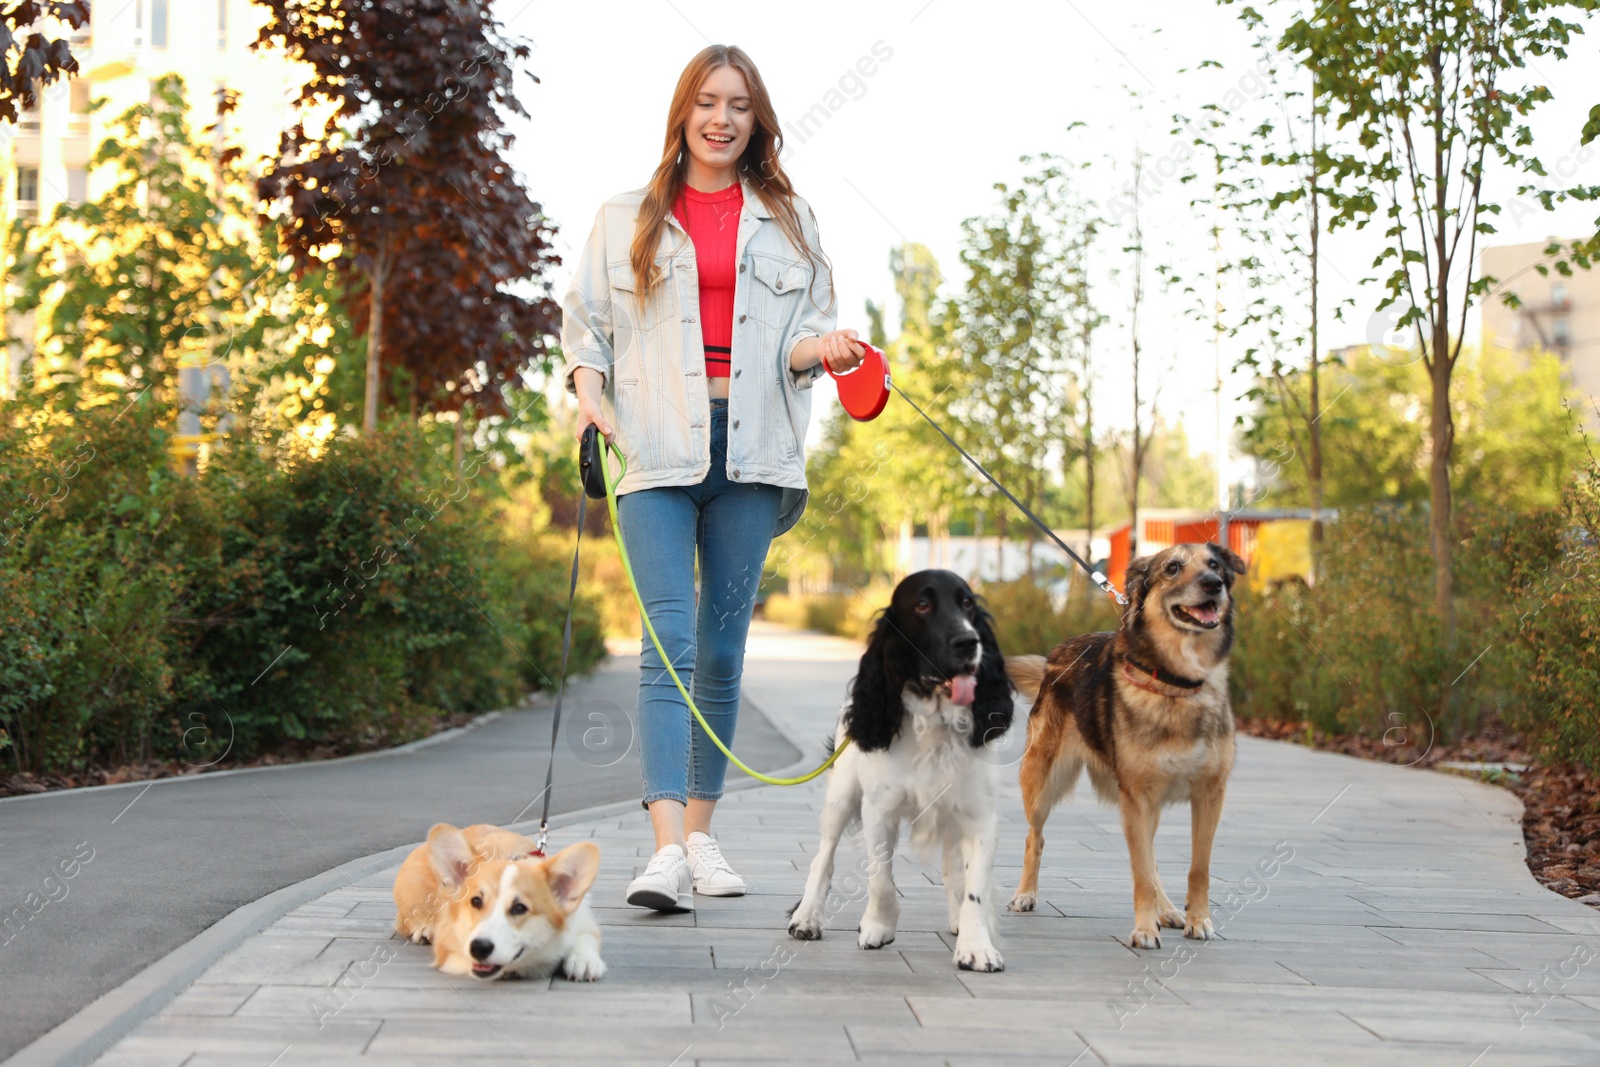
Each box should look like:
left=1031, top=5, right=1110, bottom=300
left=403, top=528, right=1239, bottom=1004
left=686, top=831, right=748, bottom=897
left=626, top=844, right=694, bottom=912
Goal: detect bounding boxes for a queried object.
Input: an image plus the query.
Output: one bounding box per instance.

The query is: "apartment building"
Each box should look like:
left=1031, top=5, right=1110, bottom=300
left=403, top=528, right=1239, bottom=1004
left=1480, top=238, right=1600, bottom=423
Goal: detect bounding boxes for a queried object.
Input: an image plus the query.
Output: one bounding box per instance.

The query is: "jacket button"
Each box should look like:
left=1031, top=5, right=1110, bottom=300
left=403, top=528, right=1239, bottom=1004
left=733, top=420, right=740, bottom=429
left=734, top=369, right=741, bottom=378
left=738, top=263, right=746, bottom=273
left=732, top=469, right=741, bottom=479
left=738, top=314, right=747, bottom=323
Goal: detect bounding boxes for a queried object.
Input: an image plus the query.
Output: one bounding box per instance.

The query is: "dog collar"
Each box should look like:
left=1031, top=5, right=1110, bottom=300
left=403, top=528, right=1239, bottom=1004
left=1121, top=657, right=1205, bottom=694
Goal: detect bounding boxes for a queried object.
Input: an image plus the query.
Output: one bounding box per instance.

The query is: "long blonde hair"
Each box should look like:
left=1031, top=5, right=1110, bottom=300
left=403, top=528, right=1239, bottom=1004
left=630, top=45, right=830, bottom=308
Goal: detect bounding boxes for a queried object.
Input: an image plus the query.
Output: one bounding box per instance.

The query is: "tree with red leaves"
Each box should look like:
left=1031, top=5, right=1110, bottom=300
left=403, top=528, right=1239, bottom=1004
left=0, top=1, right=88, bottom=123
left=253, top=0, right=559, bottom=434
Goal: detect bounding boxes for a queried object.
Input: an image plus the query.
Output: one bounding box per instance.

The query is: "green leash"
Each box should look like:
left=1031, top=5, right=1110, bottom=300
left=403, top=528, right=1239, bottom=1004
left=598, top=439, right=850, bottom=786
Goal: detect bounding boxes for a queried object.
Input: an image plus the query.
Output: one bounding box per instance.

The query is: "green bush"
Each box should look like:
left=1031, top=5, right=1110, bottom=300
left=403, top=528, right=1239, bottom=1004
left=0, top=404, right=183, bottom=771
left=1229, top=484, right=1598, bottom=766
left=763, top=583, right=889, bottom=642
left=799, top=592, right=857, bottom=638
left=761, top=575, right=1120, bottom=656
left=0, top=401, right=606, bottom=776
left=494, top=528, right=607, bottom=694
left=1509, top=457, right=1600, bottom=767
left=981, top=577, right=1121, bottom=657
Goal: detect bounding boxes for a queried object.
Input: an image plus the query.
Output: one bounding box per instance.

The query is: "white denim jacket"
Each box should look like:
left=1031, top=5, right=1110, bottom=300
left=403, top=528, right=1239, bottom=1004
left=560, top=181, right=835, bottom=537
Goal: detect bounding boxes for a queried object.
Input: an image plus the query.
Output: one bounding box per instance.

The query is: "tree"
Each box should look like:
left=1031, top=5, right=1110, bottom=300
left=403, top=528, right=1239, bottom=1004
left=1118, top=148, right=1155, bottom=557
left=1277, top=0, right=1598, bottom=650
left=1026, top=150, right=1105, bottom=572
left=947, top=177, right=1048, bottom=570
left=1241, top=344, right=1586, bottom=513
left=1189, top=19, right=1354, bottom=577
left=354, top=172, right=561, bottom=426
left=1142, top=421, right=1221, bottom=509
left=254, top=0, right=559, bottom=434
left=0, top=1, right=87, bottom=124
left=7, top=76, right=284, bottom=419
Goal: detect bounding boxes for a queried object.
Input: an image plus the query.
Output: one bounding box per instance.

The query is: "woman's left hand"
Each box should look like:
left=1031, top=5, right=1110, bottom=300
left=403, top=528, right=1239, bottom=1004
left=818, top=329, right=865, bottom=374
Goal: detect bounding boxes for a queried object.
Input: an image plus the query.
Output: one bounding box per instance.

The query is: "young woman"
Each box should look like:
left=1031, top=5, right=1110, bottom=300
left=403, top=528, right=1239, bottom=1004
left=561, top=45, right=864, bottom=911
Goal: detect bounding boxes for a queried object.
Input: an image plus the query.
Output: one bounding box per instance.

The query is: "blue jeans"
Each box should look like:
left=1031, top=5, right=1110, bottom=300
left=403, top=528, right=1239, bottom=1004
left=616, top=400, right=782, bottom=805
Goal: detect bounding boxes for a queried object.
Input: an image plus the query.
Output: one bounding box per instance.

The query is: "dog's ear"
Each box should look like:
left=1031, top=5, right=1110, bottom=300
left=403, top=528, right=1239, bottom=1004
left=845, top=610, right=912, bottom=752
left=543, top=842, right=600, bottom=914
left=1122, top=556, right=1153, bottom=627
left=968, top=603, right=1014, bottom=750
left=1212, top=543, right=1248, bottom=580
left=427, top=824, right=475, bottom=889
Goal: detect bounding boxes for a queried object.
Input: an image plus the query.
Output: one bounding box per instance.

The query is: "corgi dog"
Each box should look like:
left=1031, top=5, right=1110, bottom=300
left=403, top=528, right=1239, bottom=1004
left=393, top=823, right=606, bottom=981
left=394, top=823, right=537, bottom=945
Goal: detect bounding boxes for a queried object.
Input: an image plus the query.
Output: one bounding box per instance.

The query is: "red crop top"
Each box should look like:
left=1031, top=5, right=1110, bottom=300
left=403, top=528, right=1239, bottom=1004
left=674, top=182, right=743, bottom=378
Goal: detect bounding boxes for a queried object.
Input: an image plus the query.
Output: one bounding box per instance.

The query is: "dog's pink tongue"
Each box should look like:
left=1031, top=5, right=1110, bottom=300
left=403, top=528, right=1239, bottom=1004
left=1191, top=605, right=1220, bottom=624
left=948, top=674, right=977, bottom=706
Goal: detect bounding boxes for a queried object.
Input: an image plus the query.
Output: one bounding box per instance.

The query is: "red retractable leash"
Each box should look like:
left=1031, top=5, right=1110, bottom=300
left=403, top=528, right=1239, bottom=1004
left=828, top=340, right=1126, bottom=605
left=826, top=337, right=893, bottom=421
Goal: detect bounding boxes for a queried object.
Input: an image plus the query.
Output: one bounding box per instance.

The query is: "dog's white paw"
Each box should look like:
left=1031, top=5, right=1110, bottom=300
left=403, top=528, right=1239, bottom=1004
left=858, top=921, right=896, bottom=949
left=955, top=944, right=1005, bottom=972
left=1128, top=926, right=1162, bottom=950
left=1184, top=913, right=1216, bottom=941
left=1008, top=892, right=1036, bottom=913
left=788, top=913, right=824, bottom=941
left=562, top=951, right=607, bottom=982
left=1157, top=906, right=1186, bottom=929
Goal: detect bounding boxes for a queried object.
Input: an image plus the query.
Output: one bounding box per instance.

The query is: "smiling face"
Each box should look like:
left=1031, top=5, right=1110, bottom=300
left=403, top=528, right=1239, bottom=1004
left=1125, top=544, right=1248, bottom=668
left=1152, top=544, right=1234, bottom=632
left=682, top=64, right=755, bottom=185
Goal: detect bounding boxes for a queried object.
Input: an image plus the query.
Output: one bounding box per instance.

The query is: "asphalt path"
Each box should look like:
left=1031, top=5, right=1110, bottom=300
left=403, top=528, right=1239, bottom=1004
left=0, top=652, right=802, bottom=1059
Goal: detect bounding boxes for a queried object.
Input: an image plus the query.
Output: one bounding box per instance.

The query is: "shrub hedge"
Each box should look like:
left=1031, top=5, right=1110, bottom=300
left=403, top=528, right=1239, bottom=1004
left=0, top=401, right=605, bottom=776
left=1230, top=457, right=1599, bottom=768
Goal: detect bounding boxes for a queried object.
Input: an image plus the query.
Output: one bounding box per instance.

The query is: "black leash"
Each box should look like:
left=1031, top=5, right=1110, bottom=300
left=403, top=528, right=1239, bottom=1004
left=536, top=491, right=582, bottom=856
left=536, top=429, right=610, bottom=856
left=888, top=381, right=1128, bottom=605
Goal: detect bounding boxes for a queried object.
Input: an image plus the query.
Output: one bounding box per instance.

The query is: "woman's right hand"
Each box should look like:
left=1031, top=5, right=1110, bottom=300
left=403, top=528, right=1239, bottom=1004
left=572, top=367, right=613, bottom=442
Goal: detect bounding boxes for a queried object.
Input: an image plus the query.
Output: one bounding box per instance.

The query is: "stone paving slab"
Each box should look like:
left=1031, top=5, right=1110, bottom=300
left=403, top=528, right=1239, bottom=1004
left=75, top=625, right=1600, bottom=1066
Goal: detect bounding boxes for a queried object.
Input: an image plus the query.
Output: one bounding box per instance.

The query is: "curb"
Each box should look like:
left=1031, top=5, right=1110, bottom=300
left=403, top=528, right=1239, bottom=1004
left=0, top=710, right=506, bottom=808
left=2, top=693, right=818, bottom=1067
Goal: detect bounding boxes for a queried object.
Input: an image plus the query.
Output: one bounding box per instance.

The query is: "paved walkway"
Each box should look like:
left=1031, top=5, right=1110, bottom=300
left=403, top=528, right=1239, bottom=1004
left=0, top=638, right=798, bottom=1059
left=41, top=626, right=1600, bottom=1065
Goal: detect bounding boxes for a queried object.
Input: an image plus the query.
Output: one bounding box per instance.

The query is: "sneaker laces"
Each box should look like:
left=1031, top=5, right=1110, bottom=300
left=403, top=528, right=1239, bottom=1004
left=688, top=836, right=734, bottom=875
left=643, top=846, right=684, bottom=876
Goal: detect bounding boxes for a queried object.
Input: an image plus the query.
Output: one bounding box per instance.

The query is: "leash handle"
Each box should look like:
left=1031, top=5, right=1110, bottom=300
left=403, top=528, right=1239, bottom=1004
left=579, top=424, right=607, bottom=500
left=827, top=339, right=892, bottom=421
left=889, top=381, right=1128, bottom=606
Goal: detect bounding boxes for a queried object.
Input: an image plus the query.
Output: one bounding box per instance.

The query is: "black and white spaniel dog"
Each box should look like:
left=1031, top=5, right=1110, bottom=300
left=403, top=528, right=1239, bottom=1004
left=788, top=570, right=1014, bottom=971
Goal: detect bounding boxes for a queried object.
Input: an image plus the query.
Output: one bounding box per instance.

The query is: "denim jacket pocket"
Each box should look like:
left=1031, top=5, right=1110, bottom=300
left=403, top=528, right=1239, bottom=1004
left=609, top=262, right=674, bottom=333
left=749, top=254, right=811, bottom=329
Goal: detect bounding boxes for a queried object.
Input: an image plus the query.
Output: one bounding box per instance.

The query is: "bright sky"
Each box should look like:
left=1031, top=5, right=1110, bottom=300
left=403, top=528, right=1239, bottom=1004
left=500, top=0, right=1600, bottom=467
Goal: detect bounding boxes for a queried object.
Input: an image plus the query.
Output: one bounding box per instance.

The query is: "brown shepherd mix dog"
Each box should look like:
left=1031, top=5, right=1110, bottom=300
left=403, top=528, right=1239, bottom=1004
left=1005, top=542, right=1246, bottom=949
